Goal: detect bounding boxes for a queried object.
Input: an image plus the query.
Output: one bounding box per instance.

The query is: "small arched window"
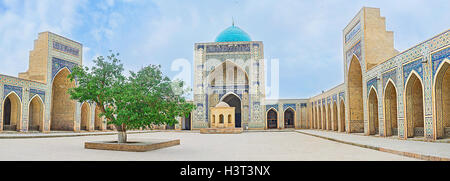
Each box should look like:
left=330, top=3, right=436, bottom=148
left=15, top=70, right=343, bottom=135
left=228, top=114, right=232, bottom=123
left=219, top=114, right=224, bottom=123
left=212, top=115, right=215, bottom=123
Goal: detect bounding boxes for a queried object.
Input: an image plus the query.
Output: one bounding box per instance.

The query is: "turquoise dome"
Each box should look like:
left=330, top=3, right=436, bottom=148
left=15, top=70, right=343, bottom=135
left=215, top=25, right=252, bottom=42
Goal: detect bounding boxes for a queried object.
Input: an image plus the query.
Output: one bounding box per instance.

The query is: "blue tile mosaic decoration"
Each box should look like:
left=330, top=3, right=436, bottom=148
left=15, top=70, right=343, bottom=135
left=403, top=58, right=424, bottom=85
left=332, top=94, right=337, bottom=103
left=218, top=92, right=242, bottom=100
left=431, top=46, right=449, bottom=76
left=197, top=45, right=204, bottom=50
left=265, top=104, right=278, bottom=112
left=283, top=104, right=296, bottom=111
left=322, top=98, right=326, bottom=106
left=29, top=88, right=45, bottom=102
left=4, top=84, right=22, bottom=101
left=367, top=77, right=378, bottom=95
left=382, top=69, right=397, bottom=89
left=345, top=20, right=361, bottom=43
left=205, top=94, right=208, bottom=122
left=212, top=86, right=248, bottom=97
left=327, top=97, right=331, bottom=104
left=210, top=85, right=249, bottom=89
left=300, top=103, right=307, bottom=107
left=51, top=57, right=78, bottom=80
left=339, top=92, right=345, bottom=101
left=206, top=44, right=251, bottom=53
left=53, top=41, right=79, bottom=56
left=346, top=41, right=362, bottom=65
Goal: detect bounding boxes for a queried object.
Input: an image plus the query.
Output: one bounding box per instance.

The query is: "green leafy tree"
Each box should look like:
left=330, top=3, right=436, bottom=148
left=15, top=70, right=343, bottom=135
left=68, top=52, right=195, bottom=143
left=68, top=52, right=125, bottom=129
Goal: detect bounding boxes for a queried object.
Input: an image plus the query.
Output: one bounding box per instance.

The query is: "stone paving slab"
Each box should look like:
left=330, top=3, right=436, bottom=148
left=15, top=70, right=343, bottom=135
left=0, top=131, right=418, bottom=161
left=296, top=130, right=450, bottom=161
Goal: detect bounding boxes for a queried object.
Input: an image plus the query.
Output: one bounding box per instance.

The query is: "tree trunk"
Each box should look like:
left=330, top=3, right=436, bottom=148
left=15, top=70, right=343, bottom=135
left=116, top=123, right=127, bottom=143
left=118, top=131, right=127, bottom=143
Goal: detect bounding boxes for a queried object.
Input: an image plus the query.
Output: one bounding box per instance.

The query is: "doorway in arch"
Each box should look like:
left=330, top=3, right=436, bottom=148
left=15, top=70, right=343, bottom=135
left=434, top=61, right=450, bottom=139
left=405, top=73, right=424, bottom=138
left=28, top=96, right=44, bottom=131
left=2, top=93, right=21, bottom=131
left=267, top=109, right=278, bottom=129
left=284, top=108, right=295, bottom=128
left=368, top=88, right=379, bottom=135
left=384, top=81, right=398, bottom=136
left=222, top=94, right=241, bottom=128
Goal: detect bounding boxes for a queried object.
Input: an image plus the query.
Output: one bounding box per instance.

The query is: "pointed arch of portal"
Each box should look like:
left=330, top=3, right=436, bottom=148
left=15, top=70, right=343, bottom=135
left=51, top=67, right=76, bottom=131
left=312, top=106, right=315, bottom=129
left=314, top=105, right=318, bottom=129
left=433, top=59, right=450, bottom=139
left=284, top=107, right=295, bottom=128
left=28, top=95, right=45, bottom=132
left=207, top=60, right=249, bottom=87
left=347, top=55, right=364, bottom=133
left=332, top=101, right=338, bottom=131
left=327, top=103, right=332, bottom=130
left=80, top=102, right=91, bottom=131
left=383, top=79, right=398, bottom=137
left=322, top=104, right=326, bottom=130
left=94, top=104, right=104, bottom=131
left=339, top=99, right=346, bottom=132
left=404, top=70, right=425, bottom=138
left=318, top=105, right=322, bottom=129
left=311, top=106, right=314, bottom=129
left=368, top=87, right=379, bottom=135
left=266, top=108, right=278, bottom=129
left=221, top=92, right=242, bottom=128
left=2, top=92, right=22, bottom=131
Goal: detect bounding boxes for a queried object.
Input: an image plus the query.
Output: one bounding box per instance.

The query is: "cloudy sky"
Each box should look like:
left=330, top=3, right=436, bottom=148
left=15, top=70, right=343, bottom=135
left=0, top=0, right=449, bottom=99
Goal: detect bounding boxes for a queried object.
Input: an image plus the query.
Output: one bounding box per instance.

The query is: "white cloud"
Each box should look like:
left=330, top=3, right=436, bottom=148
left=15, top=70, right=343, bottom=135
left=0, top=0, right=448, bottom=98
left=97, top=0, right=115, bottom=11
left=0, top=0, right=86, bottom=76
left=143, top=17, right=182, bottom=50
left=82, top=46, right=95, bottom=69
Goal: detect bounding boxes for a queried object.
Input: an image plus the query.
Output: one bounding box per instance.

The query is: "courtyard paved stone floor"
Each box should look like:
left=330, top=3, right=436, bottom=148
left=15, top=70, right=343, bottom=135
left=0, top=131, right=421, bottom=161
left=296, top=130, right=450, bottom=160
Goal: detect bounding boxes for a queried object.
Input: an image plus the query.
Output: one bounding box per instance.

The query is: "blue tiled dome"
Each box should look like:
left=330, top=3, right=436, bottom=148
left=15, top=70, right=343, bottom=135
left=215, top=25, right=251, bottom=42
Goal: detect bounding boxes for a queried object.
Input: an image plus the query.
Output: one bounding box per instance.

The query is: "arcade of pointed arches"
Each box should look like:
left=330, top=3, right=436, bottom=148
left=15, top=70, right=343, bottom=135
left=309, top=97, right=347, bottom=133
left=308, top=48, right=449, bottom=140
left=264, top=104, right=311, bottom=129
